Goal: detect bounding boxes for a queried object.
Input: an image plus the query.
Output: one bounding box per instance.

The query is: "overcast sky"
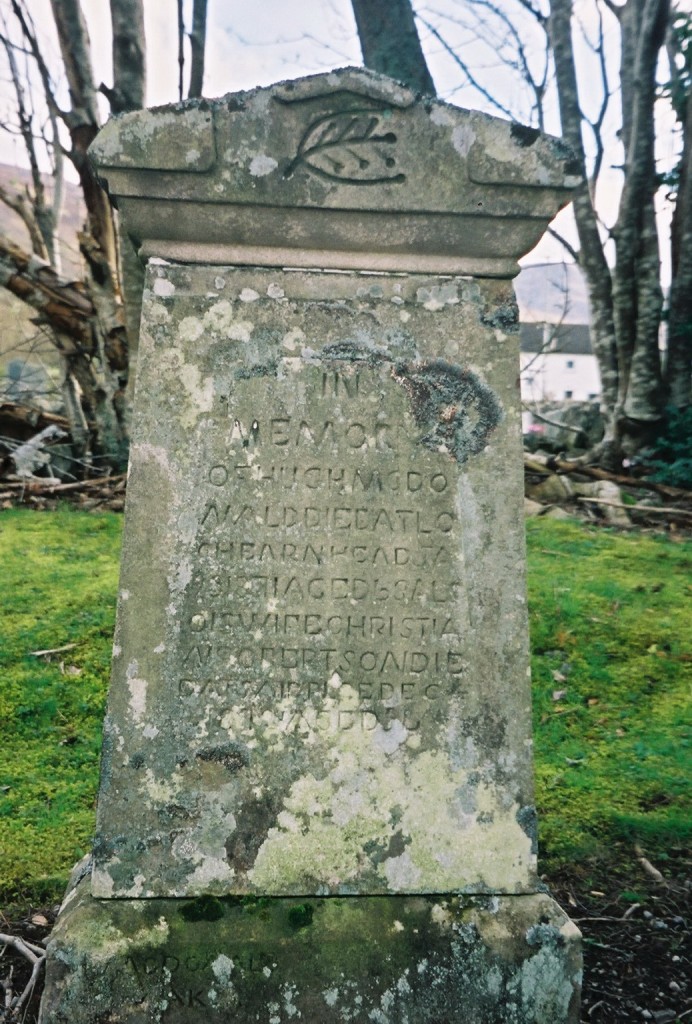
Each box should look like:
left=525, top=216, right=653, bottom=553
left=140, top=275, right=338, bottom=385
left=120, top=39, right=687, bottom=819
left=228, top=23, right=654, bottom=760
left=0, top=0, right=680, bottom=273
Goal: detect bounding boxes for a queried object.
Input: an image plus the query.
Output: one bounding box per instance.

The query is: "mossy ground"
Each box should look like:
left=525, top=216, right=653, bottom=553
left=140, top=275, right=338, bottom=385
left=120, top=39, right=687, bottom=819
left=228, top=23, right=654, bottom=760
left=526, top=518, right=690, bottom=883
left=0, top=509, right=689, bottom=906
left=0, top=508, right=122, bottom=905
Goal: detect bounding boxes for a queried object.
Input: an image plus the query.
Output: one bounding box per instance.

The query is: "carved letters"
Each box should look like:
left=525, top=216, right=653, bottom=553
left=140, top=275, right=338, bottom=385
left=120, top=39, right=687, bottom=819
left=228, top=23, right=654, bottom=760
left=179, top=363, right=466, bottom=736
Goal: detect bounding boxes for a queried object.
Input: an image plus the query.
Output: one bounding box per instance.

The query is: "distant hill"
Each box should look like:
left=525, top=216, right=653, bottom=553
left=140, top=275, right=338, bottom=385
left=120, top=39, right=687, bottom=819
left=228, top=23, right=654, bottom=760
left=0, top=165, right=86, bottom=381
left=0, top=163, right=85, bottom=278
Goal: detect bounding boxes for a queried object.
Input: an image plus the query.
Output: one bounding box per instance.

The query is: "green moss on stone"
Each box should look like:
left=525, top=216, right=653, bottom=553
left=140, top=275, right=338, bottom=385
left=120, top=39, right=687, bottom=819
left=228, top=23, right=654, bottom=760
left=179, top=894, right=224, bottom=921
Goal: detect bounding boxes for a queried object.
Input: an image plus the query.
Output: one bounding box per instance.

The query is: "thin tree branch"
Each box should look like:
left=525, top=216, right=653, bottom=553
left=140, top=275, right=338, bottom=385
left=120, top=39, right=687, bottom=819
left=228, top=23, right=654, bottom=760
left=188, top=0, right=207, bottom=99
left=9, top=0, right=65, bottom=127
left=177, top=0, right=185, bottom=104
left=547, top=226, right=581, bottom=263
left=0, top=933, right=46, bottom=1016
left=419, top=16, right=515, bottom=119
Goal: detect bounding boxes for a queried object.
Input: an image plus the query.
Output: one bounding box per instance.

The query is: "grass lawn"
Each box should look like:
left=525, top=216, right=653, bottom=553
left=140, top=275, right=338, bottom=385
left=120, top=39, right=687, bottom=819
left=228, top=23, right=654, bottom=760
left=0, top=508, right=689, bottom=906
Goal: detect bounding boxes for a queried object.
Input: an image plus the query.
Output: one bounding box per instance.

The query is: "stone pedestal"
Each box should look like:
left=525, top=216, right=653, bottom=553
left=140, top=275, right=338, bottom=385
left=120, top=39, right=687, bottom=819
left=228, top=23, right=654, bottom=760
left=40, top=68, right=581, bottom=1023
left=43, top=872, right=580, bottom=1023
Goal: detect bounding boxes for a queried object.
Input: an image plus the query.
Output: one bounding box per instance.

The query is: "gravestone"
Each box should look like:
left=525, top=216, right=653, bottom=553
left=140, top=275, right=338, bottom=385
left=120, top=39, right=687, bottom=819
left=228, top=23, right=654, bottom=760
left=40, top=68, right=582, bottom=1023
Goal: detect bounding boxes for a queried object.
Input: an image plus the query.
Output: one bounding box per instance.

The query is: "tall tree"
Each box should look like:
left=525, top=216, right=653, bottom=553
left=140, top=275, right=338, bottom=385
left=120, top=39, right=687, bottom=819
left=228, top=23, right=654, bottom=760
left=666, top=10, right=692, bottom=410
left=550, top=0, right=680, bottom=462
left=351, top=0, right=436, bottom=95
left=357, top=0, right=691, bottom=467
left=0, top=0, right=145, bottom=470
left=188, top=0, right=208, bottom=100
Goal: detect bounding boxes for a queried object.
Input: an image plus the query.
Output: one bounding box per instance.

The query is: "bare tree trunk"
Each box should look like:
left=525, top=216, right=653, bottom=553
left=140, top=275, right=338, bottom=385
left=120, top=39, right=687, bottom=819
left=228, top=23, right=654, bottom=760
left=667, top=60, right=692, bottom=409
left=108, top=0, right=146, bottom=113
left=48, top=0, right=130, bottom=468
left=188, top=0, right=207, bottom=99
left=177, top=0, right=185, bottom=103
left=50, top=0, right=118, bottom=272
left=109, top=0, right=146, bottom=409
left=549, top=0, right=621, bottom=462
left=351, top=0, right=436, bottom=96
left=1, top=0, right=152, bottom=472
left=613, top=0, right=668, bottom=441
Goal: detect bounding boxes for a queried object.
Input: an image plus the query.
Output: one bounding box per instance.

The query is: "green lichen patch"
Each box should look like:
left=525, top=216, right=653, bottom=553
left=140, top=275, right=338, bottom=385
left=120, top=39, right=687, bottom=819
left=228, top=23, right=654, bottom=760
left=179, top=895, right=225, bottom=922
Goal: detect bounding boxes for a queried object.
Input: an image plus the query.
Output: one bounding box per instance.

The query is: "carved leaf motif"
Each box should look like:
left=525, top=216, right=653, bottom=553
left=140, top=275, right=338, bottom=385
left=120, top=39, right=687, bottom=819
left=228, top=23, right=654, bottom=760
left=286, top=108, right=405, bottom=185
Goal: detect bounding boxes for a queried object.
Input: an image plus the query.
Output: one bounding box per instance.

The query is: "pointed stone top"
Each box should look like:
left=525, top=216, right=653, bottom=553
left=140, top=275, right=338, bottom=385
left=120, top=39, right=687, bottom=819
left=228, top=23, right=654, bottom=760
left=90, top=68, right=579, bottom=277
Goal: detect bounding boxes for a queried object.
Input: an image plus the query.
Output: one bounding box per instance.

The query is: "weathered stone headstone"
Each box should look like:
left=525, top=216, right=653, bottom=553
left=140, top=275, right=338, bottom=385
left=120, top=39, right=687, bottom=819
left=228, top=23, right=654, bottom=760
left=40, top=68, right=582, bottom=1023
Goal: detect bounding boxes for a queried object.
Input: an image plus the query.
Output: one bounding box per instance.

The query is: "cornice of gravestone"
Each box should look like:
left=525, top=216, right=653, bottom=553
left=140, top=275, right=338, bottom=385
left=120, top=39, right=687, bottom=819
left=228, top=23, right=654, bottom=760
left=89, top=67, right=580, bottom=278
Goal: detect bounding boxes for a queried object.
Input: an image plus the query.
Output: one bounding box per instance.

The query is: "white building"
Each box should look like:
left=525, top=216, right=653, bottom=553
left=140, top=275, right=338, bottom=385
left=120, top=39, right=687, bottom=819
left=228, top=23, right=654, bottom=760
left=513, top=262, right=601, bottom=405
left=519, top=322, right=601, bottom=404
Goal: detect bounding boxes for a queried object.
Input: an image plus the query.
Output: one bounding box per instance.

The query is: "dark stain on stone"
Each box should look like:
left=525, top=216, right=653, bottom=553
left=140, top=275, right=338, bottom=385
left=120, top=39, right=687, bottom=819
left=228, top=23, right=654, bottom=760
left=322, top=340, right=389, bottom=364
left=196, top=743, right=249, bottom=772
left=364, top=830, right=410, bottom=866
left=481, top=302, right=518, bottom=332
left=527, top=922, right=564, bottom=948
left=160, top=803, right=193, bottom=822
left=478, top=710, right=507, bottom=751
left=392, top=359, right=502, bottom=464
left=129, top=752, right=145, bottom=769
left=179, top=895, right=225, bottom=922
left=510, top=123, right=540, bottom=148
left=287, top=903, right=314, bottom=931
left=390, top=804, right=404, bottom=827
left=550, top=138, right=582, bottom=179
left=235, top=360, right=277, bottom=380
left=225, top=791, right=284, bottom=872
left=564, top=155, right=582, bottom=178
left=363, top=837, right=389, bottom=863
left=516, top=804, right=538, bottom=855
left=92, top=833, right=128, bottom=861
left=387, top=829, right=410, bottom=859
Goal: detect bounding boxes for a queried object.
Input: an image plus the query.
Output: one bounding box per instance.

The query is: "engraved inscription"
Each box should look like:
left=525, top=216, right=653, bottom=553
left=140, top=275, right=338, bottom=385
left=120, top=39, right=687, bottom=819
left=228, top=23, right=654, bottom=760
left=178, top=361, right=468, bottom=742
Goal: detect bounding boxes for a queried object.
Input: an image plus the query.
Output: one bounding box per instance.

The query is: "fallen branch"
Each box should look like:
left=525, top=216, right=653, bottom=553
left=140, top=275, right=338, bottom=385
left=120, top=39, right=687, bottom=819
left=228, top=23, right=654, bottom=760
left=0, top=234, right=94, bottom=349
left=635, top=845, right=665, bottom=884
left=577, top=497, right=692, bottom=519
left=572, top=916, right=642, bottom=923
left=547, top=457, right=690, bottom=500
left=1, top=473, right=126, bottom=494
left=0, top=932, right=46, bottom=1019
left=30, top=643, right=77, bottom=658
left=524, top=454, right=552, bottom=476
left=524, top=408, right=585, bottom=434
left=0, top=403, right=72, bottom=437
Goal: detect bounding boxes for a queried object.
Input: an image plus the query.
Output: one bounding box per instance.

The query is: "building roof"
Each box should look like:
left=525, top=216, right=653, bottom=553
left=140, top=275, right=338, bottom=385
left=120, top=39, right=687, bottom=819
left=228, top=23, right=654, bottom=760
left=520, top=322, right=593, bottom=355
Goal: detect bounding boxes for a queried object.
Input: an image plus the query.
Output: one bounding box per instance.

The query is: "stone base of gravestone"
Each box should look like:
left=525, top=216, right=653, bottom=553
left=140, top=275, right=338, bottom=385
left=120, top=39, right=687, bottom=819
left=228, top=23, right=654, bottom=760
left=40, top=872, right=581, bottom=1024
